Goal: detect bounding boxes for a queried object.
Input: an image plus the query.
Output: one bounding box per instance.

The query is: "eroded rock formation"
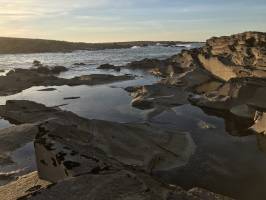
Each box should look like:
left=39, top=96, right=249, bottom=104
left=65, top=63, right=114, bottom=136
left=123, top=32, right=266, bottom=137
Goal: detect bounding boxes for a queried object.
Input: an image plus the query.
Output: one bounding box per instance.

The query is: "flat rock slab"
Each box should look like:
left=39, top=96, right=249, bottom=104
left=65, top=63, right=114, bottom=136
left=34, top=119, right=195, bottom=183
left=0, top=100, right=195, bottom=183
left=63, top=96, right=80, bottom=100
left=0, top=68, right=134, bottom=96
left=0, top=170, right=234, bottom=200
left=37, top=88, right=57, bottom=92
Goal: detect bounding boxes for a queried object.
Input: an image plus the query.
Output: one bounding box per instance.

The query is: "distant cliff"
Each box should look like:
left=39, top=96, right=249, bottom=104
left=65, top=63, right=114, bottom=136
left=0, top=37, right=198, bottom=54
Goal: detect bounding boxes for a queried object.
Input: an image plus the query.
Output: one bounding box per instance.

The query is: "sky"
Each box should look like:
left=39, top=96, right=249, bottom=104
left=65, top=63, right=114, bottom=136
left=0, top=0, right=265, bottom=42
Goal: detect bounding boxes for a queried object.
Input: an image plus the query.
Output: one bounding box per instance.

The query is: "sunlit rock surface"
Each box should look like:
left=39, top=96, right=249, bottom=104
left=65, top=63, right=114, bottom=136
left=198, top=32, right=266, bottom=81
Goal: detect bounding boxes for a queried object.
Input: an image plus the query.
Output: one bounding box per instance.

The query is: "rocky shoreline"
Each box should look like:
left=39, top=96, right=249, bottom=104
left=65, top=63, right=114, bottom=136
left=0, top=65, right=134, bottom=96
left=0, top=31, right=266, bottom=199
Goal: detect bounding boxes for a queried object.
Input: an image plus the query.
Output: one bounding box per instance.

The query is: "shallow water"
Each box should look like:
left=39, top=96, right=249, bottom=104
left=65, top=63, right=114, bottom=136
left=0, top=45, right=266, bottom=199
left=150, top=105, right=266, bottom=200
left=0, top=73, right=158, bottom=123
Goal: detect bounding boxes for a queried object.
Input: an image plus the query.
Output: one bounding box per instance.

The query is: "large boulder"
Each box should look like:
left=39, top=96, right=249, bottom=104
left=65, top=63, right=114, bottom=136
left=34, top=118, right=195, bottom=182
left=0, top=100, right=195, bottom=183
left=197, top=32, right=266, bottom=81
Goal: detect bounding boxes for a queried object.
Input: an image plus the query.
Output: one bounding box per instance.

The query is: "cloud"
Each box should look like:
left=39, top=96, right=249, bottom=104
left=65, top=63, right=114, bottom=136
left=0, top=0, right=111, bottom=21
left=0, top=0, right=265, bottom=42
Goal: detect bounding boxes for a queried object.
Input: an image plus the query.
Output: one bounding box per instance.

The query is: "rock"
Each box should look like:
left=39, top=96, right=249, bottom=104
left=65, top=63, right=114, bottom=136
left=0, top=68, right=134, bottom=96
left=197, top=54, right=239, bottom=81
left=50, top=66, right=68, bottom=74
left=190, top=77, right=266, bottom=113
left=97, top=64, right=121, bottom=72
left=125, top=58, right=183, bottom=77
left=126, top=58, right=164, bottom=70
left=256, top=134, right=266, bottom=154
left=33, top=60, right=42, bottom=67
left=167, top=49, right=201, bottom=69
left=32, top=65, right=68, bottom=74
left=206, top=32, right=266, bottom=67
left=197, top=32, right=266, bottom=81
left=73, top=62, right=86, bottom=66
left=37, top=88, right=57, bottom=92
left=0, top=172, right=51, bottom=200
left=230, top=104, right=256, bottom=119
left=35, top=119, right=195, bottom=181
left=197, top=120, right=216, bottom=129
left=127, top=83, right=189, bottom=110
left=0, top=100, right=195, bottom=179
left=188, top=187, right=234, bottom=200
left=250, top=112, right=266, bottom=135
left=124, top=86, right=141, bottom=93
left=68, top=74, right=134, bottom=86
left=0, top=170, right=234, bottom=200
left=63, top=96, right=80, bottom=100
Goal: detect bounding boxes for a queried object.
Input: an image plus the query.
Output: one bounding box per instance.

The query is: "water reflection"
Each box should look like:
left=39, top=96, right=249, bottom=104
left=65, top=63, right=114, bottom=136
left=150, top=105, right=266, bottom=200
left=0, top=119, right=13, bottom=129
left=0, top=75, right=158, bottom=123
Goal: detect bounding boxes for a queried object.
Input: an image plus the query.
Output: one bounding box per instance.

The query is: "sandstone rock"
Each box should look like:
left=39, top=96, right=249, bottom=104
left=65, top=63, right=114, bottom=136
left=0, top=172, right=50, bottom=200
left=206, top=32, right=266, bottom=67
left=197, top=32, right=266, bottom=80
left=190, top=77, right=266, bottom=114
left=250, top=112, right=266, bottom=135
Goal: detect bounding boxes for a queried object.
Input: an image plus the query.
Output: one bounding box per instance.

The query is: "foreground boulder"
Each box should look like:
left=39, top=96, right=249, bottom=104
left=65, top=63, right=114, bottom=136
left=0, top=170, right=234, bottom=200
left=0, top=100, right=195, bottom=180
left=34, top=119, right=195, bottom=182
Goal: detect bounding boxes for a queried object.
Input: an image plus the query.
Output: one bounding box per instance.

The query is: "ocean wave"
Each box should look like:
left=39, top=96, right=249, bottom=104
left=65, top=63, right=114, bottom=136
left=131, top=46, right=141, bottom=49
left=175, top=44, right=192, bottom=48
